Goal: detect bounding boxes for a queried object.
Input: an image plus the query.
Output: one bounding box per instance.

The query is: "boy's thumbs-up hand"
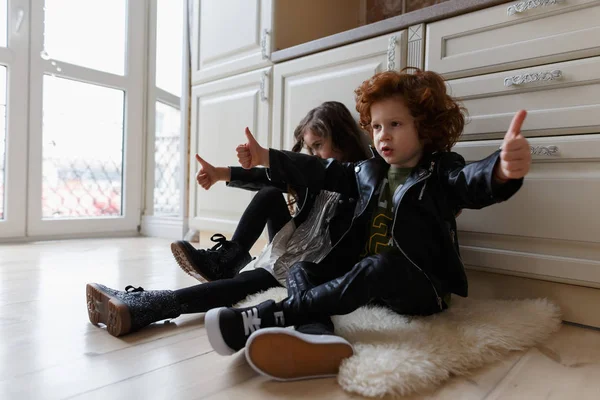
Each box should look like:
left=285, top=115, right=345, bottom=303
left=236, top=127, right=269, bottom=169
left=494, top=110, right=531, bottom=182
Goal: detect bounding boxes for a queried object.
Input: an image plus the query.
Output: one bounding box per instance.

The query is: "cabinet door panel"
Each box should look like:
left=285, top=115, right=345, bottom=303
left=272, top=31, right=407, bottom=151
left=189, top=68, right=271, bottom=233
left=190, top=0, right=272, bottom=84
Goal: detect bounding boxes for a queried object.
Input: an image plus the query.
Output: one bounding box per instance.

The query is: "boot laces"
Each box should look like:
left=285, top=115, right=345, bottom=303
left=197, top=233, right=229, bottom=256
left=125, top=285, right=145, bottom=293
left=209, top=233, right=228, bottom=251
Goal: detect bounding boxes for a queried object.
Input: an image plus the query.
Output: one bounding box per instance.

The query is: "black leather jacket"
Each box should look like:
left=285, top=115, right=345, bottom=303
left=227, top=167, right=316, bottom=226
left=261, top=148, right=523, bottom=305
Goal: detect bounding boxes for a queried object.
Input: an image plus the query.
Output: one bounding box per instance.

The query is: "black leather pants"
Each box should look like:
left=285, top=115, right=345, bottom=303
left=282, top=253, right=445, bottom=327
left=285, top=263, right=335, bottom=335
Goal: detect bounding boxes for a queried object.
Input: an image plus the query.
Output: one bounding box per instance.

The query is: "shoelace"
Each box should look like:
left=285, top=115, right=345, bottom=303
left=124, top=285, right=145, bottom=293
left=197, top=233, right=228, bottom=255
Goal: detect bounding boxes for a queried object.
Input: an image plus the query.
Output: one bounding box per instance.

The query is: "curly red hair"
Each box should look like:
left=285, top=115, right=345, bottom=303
left=354, top=69, right=466, bottom=152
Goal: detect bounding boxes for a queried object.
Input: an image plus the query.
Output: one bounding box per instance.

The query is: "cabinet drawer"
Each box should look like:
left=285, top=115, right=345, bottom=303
left=455, top=134, right=600, bottom=244
left=453, top=134, right=600, bottom=286
left=448, top=56, right=600, bottom=140
left=426, top=0, right=600, bottom=79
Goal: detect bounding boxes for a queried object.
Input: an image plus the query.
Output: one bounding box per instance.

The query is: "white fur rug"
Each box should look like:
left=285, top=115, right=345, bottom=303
left=237, top=287, right=561, bottom=398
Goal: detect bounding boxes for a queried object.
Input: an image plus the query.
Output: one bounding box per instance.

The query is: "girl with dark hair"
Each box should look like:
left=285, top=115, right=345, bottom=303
left=170, top=101, right=370, bottom=282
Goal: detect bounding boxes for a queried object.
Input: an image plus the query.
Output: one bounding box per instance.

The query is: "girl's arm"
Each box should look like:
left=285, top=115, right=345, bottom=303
left=226, top=166, right=288, bottom=192
left=194, top=154, right=288, bottom=192
left=266, top=149, right=358, bottom=196
left=236, top=127, right=358, bottom=196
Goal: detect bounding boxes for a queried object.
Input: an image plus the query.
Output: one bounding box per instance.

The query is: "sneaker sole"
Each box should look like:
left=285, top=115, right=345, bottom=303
left=245, top=328, right=354, bottom=381
left=86, top=283, right=132, bottom=337
left=205, top=307, right=236, bottom=356
left=170, top=242, right=210, bottom=283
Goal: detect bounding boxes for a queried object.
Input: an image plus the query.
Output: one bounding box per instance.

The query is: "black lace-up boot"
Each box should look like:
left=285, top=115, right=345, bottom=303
left=171, top=234, right=252, bottom=282
left=86, top=283, right=181, bottom=337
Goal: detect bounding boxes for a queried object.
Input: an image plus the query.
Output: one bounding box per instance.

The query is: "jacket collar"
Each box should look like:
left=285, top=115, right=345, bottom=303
left=354, top=151, right=439, bottom=216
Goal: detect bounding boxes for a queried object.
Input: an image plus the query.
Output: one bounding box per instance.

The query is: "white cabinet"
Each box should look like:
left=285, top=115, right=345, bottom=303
left=189, top=68, right=271, bottom=233
left=422, top=0, right=600, bottom=296
left=190, top=0, right=273, bottom=84
left=426, top=0, right=600, bottom=79
left=271, top=30, right=408, bottom=151
left=453, top=135, right=600, bottom=288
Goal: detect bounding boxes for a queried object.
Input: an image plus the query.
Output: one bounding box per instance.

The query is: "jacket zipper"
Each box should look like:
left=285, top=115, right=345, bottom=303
left=328, top=161, right=443, bottom=311
left=418, top=181, right=428, bottom=200
left=327, top=173, right=364, bottom=255
left=392, top=161, right=443, bottom=311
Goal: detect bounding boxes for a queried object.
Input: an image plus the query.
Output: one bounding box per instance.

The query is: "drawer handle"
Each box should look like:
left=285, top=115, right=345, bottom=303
left=15, top=8, right=25, bottom=33
left=261, top=29, right=270, bottom=60
left=387, top=35, right=397, bottom=71
left=259, top=71, right=268, bottom=101
left=504, top=69, right=562, bottom=87
left=507, top=0, right=563, bottom=16
left=530, top=145, right=559, bottom=156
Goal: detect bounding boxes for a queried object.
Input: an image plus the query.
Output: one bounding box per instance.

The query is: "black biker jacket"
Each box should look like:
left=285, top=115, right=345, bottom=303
left=263, top=148, right=523, bottom=306
left=227, top=167, right=315, bottom=227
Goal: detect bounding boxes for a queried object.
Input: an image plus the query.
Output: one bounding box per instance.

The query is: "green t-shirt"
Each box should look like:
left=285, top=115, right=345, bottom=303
left=363, top=167, right=411, bottom=256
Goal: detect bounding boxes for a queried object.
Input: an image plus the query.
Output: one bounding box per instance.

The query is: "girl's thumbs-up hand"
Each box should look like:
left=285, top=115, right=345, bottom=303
left=195, top=154, right=218, bottom=190
left=236, top=127, right=269, bottom=169
left=494, top=110, right=531, bottom=183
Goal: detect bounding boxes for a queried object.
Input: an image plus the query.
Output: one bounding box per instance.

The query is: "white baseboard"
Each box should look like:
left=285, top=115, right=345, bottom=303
left=466, top=267, right=600, bottom=329
left=189, top=218, right=239, bottom=236
left=141, top=216, right=187, bottom=239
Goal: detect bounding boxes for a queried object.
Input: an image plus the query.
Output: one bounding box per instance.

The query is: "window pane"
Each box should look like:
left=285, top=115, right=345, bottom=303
left=154, top=102, right=180, bottom=216
left=0, top=0, right=7, bottom=47
left=42, top=76, right=124, bottom=219
left=156, top=0, right=183, bottom=96
left=0, top=66, right=6, bottom=220
left=43, top=0, right=126, bottom=75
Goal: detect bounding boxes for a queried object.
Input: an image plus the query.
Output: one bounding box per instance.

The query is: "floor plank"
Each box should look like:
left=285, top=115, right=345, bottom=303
left=1, top=237, right=600, bottom=400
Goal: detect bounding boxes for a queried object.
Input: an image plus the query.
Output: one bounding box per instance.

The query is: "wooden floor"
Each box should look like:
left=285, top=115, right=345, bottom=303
left=1, top=236, right=600, bottom=400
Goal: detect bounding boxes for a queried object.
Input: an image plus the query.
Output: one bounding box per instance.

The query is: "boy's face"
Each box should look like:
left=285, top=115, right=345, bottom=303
left=370, top=97, right=423, bottom=168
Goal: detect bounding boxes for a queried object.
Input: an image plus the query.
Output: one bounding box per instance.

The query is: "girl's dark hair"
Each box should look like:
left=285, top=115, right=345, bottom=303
left=290, top=101, right=371, bottom=162
left=355, top=69, right=466, bottom=152
left=286, top=101, right=371, bottom=211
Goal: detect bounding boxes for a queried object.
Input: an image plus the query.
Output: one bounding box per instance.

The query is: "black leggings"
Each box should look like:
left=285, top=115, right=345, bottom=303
left=175, top=268, right=282, bottom=313
left=230, top=187, right=292, bottom=253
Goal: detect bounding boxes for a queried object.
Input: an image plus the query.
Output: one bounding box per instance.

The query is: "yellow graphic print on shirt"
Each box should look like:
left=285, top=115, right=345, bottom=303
left=368, top=212, right=394, bottom=255
left=362, top=167, right=411, bottom=257
left=361, top=177, right=394, bottom=256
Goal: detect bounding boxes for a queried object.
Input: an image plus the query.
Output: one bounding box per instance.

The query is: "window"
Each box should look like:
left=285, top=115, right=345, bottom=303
left=150, top=0, right=185, bottom=218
